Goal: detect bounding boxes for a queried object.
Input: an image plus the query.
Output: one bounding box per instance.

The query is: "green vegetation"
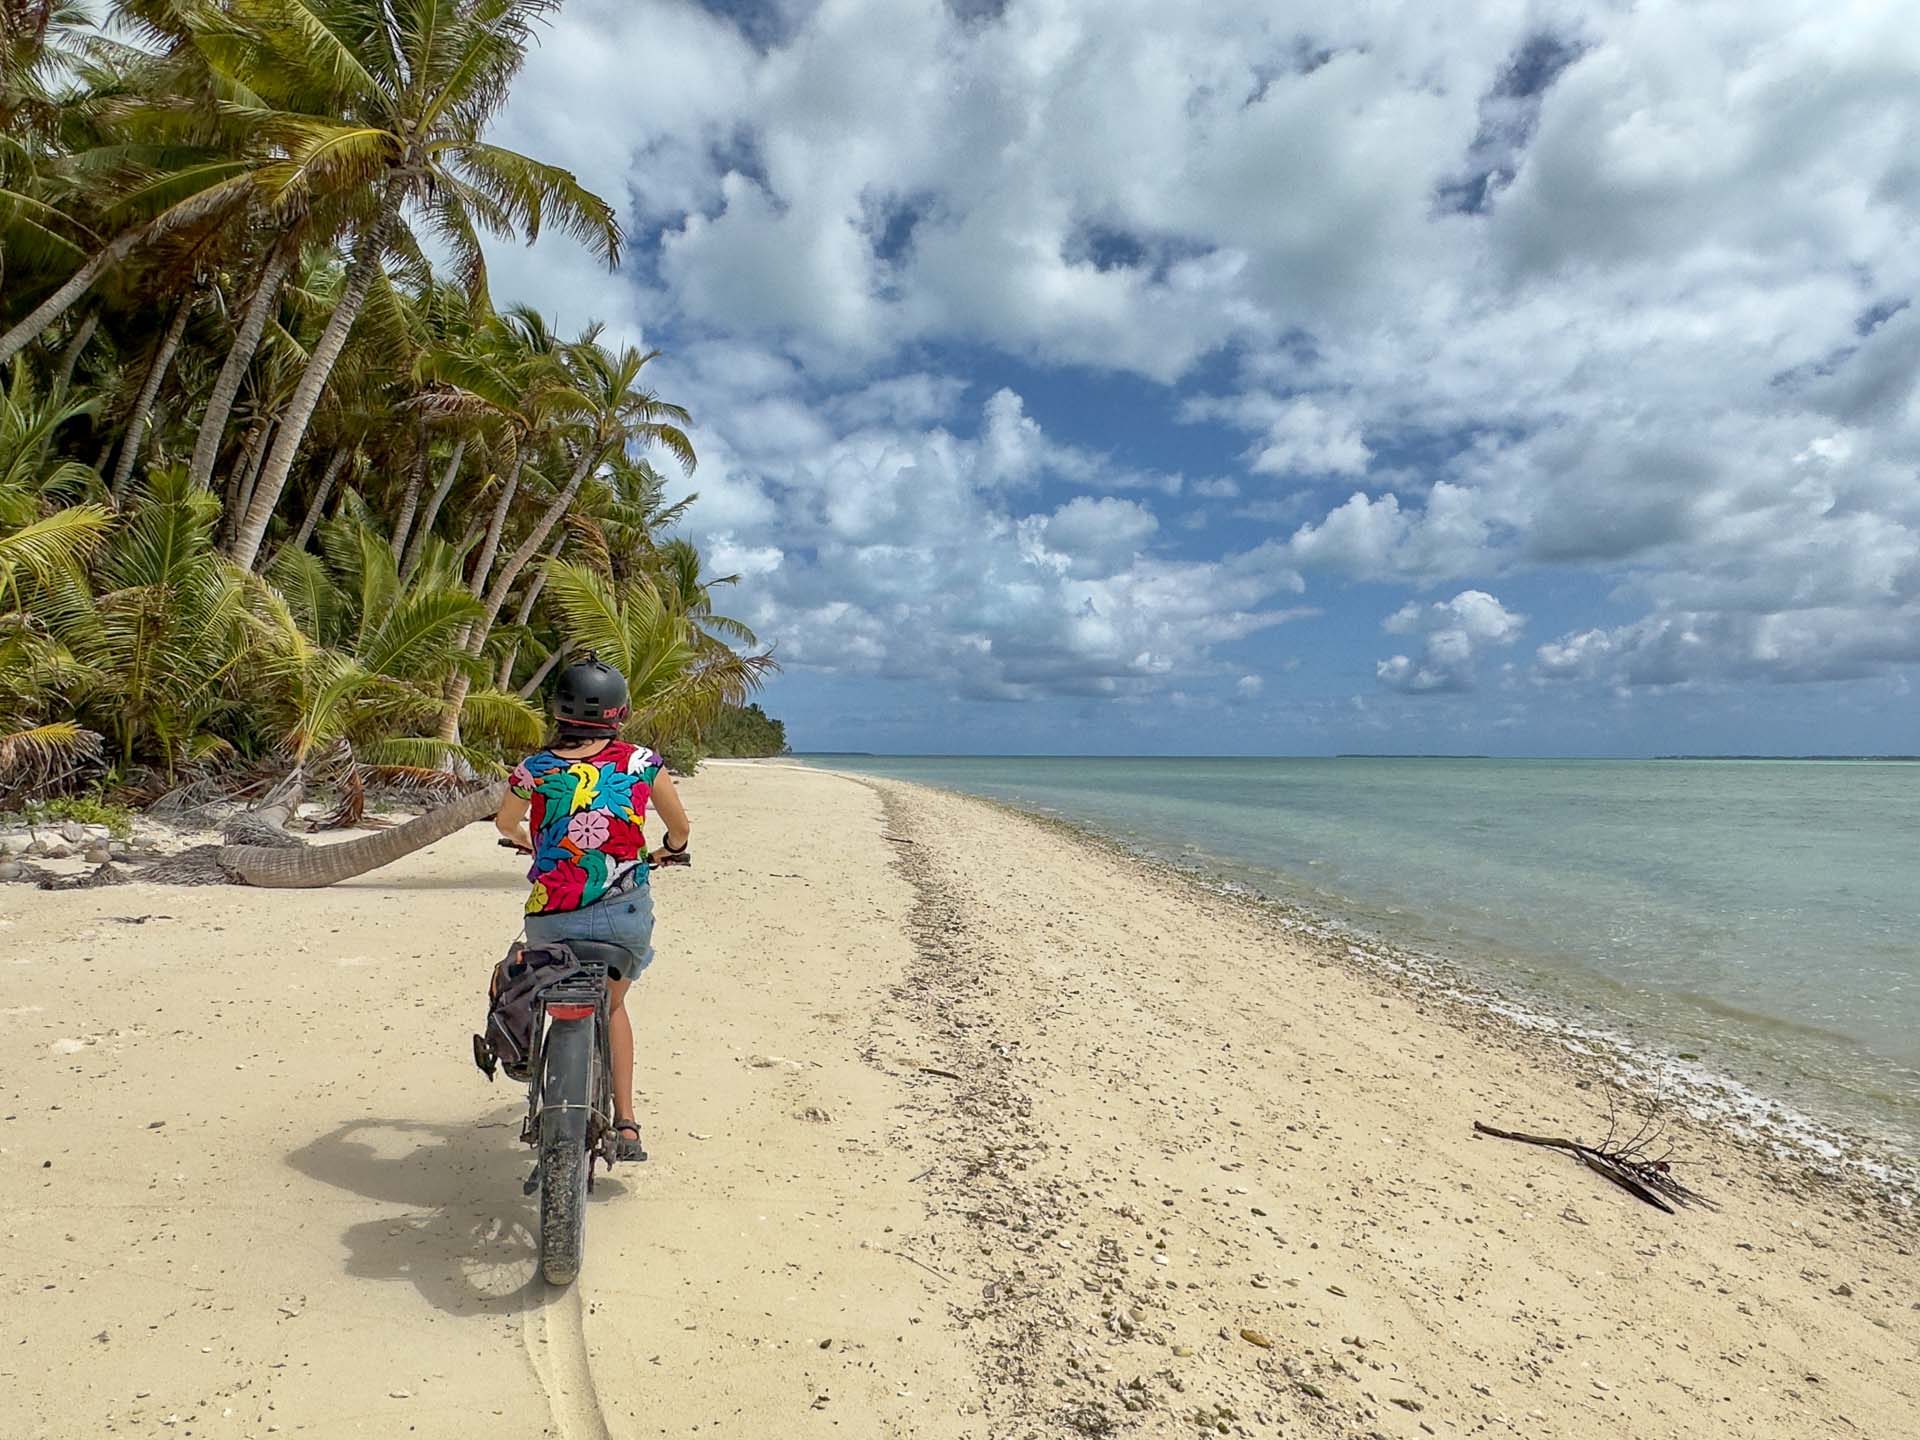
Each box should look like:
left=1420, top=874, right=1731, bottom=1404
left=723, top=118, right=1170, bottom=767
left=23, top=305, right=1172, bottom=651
left=0, top=0, right=782, bottom=805
left=656, top=736, right=703, bottom=777
left=16, top=790, right=136, bottom=838
left=706, top=703, right=789, bottom=758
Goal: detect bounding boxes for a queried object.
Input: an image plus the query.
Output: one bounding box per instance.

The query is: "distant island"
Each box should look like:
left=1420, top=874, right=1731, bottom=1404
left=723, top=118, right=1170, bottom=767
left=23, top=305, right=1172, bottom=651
left=1655, top=754, right=1920, bottom=761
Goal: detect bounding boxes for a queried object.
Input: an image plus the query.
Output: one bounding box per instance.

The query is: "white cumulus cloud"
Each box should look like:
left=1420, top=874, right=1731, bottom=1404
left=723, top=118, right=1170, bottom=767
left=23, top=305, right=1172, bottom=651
left=480, top=0, right=1920, bottom=726
left=1378, top=590, right=1526, bottom=694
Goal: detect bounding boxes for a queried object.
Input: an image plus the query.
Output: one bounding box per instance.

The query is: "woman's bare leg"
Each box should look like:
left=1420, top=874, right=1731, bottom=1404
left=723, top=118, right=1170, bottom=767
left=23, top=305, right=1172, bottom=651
left=608, top=977, right=636, bottom=1125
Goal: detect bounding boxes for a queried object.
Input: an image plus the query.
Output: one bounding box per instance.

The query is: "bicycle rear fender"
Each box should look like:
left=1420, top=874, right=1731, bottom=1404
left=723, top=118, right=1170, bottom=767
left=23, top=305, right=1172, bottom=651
left=539, top=1016, right=594, bottom=1148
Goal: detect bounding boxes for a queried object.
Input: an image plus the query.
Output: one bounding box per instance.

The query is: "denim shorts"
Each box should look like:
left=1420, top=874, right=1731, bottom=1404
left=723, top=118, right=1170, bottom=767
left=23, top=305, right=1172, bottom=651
left=522, top=881, right=655, bottom=980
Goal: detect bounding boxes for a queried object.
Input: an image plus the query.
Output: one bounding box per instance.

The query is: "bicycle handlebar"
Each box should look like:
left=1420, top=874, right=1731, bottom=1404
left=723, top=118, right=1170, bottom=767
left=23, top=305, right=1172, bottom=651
left=497, top=836, right=691, bottom=867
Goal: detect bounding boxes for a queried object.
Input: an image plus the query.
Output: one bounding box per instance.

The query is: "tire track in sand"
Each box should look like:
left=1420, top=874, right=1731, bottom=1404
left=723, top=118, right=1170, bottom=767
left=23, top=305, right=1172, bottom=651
left=520, top=1283, right=613, bottom=1440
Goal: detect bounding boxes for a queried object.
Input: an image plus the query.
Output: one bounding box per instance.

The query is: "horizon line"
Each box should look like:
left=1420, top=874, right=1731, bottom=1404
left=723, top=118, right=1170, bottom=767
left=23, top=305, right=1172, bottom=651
left=789, top=751, right=1920, bottom=762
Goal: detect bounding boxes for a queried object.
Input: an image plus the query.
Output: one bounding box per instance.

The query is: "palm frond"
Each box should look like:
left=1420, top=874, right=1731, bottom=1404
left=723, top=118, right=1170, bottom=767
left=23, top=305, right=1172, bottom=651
left=359, top=584, right=483, bottom=678
left=444, top=141, right=620, bottom=265
left=0, top=504, right=113, bottom=588
left=359, top=732, right=505, bottom=776
left=0, top=720, right=103, bottom=795
left=458, top=684, right=544, bottom=749
left=264, top=545, right=345, bottom=644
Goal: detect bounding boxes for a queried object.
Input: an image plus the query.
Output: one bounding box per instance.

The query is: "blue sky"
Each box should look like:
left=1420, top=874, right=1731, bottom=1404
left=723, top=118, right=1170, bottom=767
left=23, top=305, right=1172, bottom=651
left=482, top=0, right=1920, bottom=756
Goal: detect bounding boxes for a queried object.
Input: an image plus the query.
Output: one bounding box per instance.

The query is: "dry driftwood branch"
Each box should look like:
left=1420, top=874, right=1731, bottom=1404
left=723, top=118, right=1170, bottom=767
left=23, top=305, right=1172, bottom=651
left=1474, top=1101, right=1717, bottom=1214
left=220, top=771, right=309, bottom=848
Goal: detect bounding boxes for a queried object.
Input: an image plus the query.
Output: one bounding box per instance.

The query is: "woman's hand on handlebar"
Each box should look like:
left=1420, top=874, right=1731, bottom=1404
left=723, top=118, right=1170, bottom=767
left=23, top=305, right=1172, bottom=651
left=648, top=845, right=691, bottom=867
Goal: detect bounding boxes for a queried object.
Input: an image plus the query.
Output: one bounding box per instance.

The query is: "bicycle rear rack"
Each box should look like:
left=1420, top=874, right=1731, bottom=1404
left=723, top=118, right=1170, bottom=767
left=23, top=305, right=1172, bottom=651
left=541, top=960, right=609, bottom=1009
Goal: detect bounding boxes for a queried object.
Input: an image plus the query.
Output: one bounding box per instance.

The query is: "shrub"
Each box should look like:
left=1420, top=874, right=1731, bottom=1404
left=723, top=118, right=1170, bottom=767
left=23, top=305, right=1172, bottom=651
left=23, top=791, right=136, bottom=838
left=658, top=737, right=704, bottom=776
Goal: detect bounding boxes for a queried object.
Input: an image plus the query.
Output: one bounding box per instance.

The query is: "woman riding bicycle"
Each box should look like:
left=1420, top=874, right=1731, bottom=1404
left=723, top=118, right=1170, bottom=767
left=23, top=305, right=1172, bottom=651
left=494, top=654, right=690, bottom=1162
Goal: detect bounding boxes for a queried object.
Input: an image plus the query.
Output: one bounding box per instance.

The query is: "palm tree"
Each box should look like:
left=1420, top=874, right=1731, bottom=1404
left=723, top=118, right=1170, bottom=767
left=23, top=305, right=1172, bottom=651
left=648, top=536, right=758, bottom=651
left=196, top=557, right=775, bottom=890
left=414, top=302, right=571, bottom=595
left=195, top=779, right=506, bottom=885
left=0, top=362, right=99, bottom=508
left=0, top=4, right=264, bottom=367
left=259, top=505, right=540, bottom=774
left=435, top=334, right=694, bottom=740
left=54, top=466, right=254, bottom=771
left=0, top=5, right=784, bottom=880
left=0, top=358, right=113, bottom=793
left=1, top=1, right=98, bottom=300
left=476, top=337, right=694, bottom=639
left=388, top=279, right=487, bottom=562
left=487, top=459, right=697, bottom=689
left=107, top=288, right=193, bottom=502
left=186, top=227, right=302, bottom=489
left=542, top=559, right=774, bottom=745
left=215, top=0, right=621, bottom=570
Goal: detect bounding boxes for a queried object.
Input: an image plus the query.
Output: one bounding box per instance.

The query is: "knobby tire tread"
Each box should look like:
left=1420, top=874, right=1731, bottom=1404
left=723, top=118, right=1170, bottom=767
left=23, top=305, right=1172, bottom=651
left=539, top=1019, right=593, bottom=1286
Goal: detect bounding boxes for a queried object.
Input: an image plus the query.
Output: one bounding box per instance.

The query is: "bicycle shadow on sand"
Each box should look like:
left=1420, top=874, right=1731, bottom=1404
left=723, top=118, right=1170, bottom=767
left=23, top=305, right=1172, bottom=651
left=286, top=1111, right=628, bottom=1317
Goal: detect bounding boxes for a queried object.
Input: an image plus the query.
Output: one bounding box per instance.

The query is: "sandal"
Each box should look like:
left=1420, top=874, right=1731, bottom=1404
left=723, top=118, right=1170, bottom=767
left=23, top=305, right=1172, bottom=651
left=611, top=1120, right=647, bottom=1163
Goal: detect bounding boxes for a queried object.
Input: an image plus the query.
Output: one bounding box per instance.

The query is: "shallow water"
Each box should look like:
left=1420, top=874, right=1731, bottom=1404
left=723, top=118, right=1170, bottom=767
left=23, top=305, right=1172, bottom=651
left=807, top=755, right=1920, bottom=1159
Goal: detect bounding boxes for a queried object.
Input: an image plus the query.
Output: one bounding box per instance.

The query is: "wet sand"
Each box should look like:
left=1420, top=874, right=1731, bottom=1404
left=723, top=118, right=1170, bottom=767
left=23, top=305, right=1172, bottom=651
left=1, top=762, right=1914, bottom=1438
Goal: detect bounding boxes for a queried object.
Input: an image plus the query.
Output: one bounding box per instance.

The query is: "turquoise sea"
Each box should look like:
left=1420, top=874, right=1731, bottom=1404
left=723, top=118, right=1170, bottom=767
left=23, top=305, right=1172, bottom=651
left=805, top=755, right=1920, bottom=1171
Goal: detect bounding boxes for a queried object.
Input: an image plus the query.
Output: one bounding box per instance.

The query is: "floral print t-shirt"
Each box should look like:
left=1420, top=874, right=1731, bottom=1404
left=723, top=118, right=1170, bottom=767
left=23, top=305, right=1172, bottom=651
left=509, top=740, right=664, bottom=915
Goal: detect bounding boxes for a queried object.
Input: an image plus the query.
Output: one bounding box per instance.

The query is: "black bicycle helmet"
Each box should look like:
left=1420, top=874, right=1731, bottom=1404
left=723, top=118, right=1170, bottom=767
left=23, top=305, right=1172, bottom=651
left=551, top=653, right=630, bottom=732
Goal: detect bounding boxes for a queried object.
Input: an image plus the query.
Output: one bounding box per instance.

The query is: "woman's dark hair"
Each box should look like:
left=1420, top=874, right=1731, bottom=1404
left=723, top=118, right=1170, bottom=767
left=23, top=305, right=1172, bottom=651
left=549, top=719, right=617, bottom=746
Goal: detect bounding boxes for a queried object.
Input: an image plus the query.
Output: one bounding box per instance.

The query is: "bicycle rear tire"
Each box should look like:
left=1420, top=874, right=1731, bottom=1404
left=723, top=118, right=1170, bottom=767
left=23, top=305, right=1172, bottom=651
left=538, top=1020, right=593, bottom=1285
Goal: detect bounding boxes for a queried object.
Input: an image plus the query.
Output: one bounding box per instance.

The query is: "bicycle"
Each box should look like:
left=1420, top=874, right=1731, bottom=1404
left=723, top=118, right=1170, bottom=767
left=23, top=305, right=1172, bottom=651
left=476, top=837, right=689, bottom=1285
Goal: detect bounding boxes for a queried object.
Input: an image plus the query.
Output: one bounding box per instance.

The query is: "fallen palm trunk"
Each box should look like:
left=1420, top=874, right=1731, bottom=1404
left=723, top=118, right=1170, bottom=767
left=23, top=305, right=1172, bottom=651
left=135, top=782, right=506, bottom=887
left=1472, top=1119, right=1716, bottom=1213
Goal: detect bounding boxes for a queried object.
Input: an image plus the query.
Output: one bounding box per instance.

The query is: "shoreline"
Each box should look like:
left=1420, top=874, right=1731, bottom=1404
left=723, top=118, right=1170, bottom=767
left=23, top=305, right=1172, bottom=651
left=794, top=760, right=1920, bottom=1215
left=5, top=761, right=1917, bottom=1439
left=859, top=769, right=1920, bottom=1437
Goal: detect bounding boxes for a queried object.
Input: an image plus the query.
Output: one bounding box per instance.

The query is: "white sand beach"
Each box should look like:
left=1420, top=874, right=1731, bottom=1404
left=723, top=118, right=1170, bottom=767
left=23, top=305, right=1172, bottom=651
left=2, top=762, right=1915, bottom=1438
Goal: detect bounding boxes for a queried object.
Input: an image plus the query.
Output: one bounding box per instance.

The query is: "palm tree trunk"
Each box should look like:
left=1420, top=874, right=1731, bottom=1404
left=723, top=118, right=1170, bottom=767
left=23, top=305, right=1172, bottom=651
left=440, top=454, right=593, bottom=741
left=400, top=434, right=465, bottom=581
left=469, top=452, right=522, bottom=597
left=293, top=447, right=351, bottom=551
left=226, top=177, right=406, bottom=571
left=517, top=641, right=569, bottom=699
left=496, top=530, right=565, bottom=686
left=52, top=313, right=99, bottom=395
left=0, top=227, right=143, bottom=367
left=216, top=419, right=268, bottom=548
left=473, top=450, right=593, bottom=649
left=232, top=419, right=275, bottom=524
left=389, top=419, right=431, bottom=560
left=110, top=296, right=193, bottom=504
left=189, top=232, right=299, bottom=490
left=214, top=783, right=505, bottom=887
